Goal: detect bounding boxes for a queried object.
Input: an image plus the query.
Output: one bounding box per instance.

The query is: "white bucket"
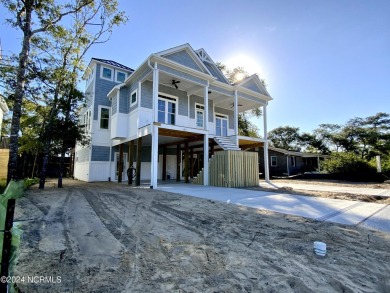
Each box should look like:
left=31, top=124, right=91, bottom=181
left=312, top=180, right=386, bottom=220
left=314, top=241, right=326, bottom=256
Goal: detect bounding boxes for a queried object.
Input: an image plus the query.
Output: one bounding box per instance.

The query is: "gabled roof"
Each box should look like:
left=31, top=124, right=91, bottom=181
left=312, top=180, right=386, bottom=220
left=155, top=43, right=211, bottom=75
left=91, top=58, right=134, bottom=72
left=237, top=74, right=271, bottom=98
left=195, top=48, right=230, bottom=84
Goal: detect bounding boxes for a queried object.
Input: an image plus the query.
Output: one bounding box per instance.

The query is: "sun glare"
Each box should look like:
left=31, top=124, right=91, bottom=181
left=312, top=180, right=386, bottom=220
left=225, top=53, right=265, bottom=79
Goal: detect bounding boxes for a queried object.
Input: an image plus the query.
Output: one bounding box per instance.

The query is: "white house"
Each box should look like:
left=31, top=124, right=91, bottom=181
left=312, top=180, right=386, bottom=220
left=74, top=44, right=272, bottom=188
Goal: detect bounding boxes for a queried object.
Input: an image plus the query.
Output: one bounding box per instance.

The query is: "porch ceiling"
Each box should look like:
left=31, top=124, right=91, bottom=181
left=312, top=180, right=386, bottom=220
left=146, top=71, right=263, bottom=113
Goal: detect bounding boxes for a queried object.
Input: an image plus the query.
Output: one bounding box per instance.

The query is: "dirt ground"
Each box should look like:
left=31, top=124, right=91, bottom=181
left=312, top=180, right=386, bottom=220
left=13, top=179, right=390, bottom=292
left=253, top=179, right=390, bottom=204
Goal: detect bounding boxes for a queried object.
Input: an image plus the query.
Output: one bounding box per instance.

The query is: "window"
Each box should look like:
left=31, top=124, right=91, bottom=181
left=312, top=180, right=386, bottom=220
left=116, top=71, right=126, bottom=83
left=290, top=156, right=296, bottom=167
left=83, top=108, right=92, bottom=133
left=195, top=104, right=204, bottom=128
left=130, top=89, right=137, bottom=106
left=215, top=114, right=228, bottom=136
left=158, top=94, right=176, bottom=125
left=271, top=156, right=277, bottom=167
left=100, top=107, right=110, bottom=129
left=101, top=67, right=113, bottom=80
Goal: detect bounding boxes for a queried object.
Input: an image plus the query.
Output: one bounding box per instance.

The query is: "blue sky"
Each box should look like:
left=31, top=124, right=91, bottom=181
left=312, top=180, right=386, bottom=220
left=1, top=0, right=389, bottom=133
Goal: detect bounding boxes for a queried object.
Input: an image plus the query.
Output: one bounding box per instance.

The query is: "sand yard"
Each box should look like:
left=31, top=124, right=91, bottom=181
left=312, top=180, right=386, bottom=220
left=12, top=179, right=390, bottom=292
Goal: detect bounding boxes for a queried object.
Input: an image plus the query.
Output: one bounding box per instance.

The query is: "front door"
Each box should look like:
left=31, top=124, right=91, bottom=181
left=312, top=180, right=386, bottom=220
left=115, top=153, right=128, bottom=181
left=216, top=115, right=228, bottom=136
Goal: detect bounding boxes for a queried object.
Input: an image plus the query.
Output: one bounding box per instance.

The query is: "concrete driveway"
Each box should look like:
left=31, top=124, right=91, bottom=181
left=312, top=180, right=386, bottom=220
left=157, top=184, right=390, bottom=233
left=265, top=182, right=390, bottom=197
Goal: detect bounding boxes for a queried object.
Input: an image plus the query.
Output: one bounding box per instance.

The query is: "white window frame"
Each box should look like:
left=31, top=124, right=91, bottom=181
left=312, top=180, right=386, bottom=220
left=271, top=156, right=277, bottom=167
left=98, top=105, right=110, bottom=130
left=83, top=107, right=92, bottom=133
left=100, top=66, right=113, bottom=81
left=215, top=113, right=229, bottom=136
left=195, top=103, right=204, bottom=128
left=115, top=70, right=127, bottom=83
left=130, top=89, right=137, bottom=107
left=291, top=156, right=296, bottom=167
left=158, top=93, right=177, bottom=125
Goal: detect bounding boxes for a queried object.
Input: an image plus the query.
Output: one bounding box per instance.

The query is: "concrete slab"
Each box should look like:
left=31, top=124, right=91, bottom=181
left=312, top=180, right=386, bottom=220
left=360, top=205, right=390, bottom=233
left=158, top=184, right=390, bottom=234
left=326, top=202, right=387, bottom=226
left=269, top=182, right=390, bottom=197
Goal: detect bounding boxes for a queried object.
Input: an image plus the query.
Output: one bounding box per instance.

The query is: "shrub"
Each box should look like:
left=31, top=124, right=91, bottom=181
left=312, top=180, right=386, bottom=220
left=323, top=152, right=376, bottom=174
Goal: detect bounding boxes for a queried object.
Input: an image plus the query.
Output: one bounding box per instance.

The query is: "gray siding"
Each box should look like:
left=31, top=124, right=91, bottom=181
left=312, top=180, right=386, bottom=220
left=77, top=147, right=90, bottom=162
left=112, top=95, right=117, bottom=115
left=119, top=86, right=129, bottom=114
left=85, top=79, right=94, bottom=108
left=204, top=62, right=229, bottom=83
left=241, top=79, right=260, bottom=93
left=129, top=83, right=138, bottom=112
left=209, top=85, right=234, bottom=97
left=164, top=50, right=204, bottom=72
left=91, top=145, right=110, bottom=161
left=214, top=106, right=234, bottom=129
left=189, top=95, right=204, bottom=119
left=141, top=81, right=153, bottom=109
left=129, top=69, right=151, bottom=112
left=93, top=64, right=115, bottom=120
left=189, top=95, right=213, bottom=122
left=111, top=145, right=152, bottom=162
left=241, top=79, right=268, bottom=95
left=159, top=84, right=188, bottom=116
left=157, top=64, right=208, bottom=86
left=238, top=90, right=267, bottom=105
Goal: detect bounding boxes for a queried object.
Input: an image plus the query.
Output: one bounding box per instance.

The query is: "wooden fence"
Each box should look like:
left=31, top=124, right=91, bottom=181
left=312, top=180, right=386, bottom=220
left=193, top=150, right=259, bottom=187
left=0, top=149, right=9, bottom=179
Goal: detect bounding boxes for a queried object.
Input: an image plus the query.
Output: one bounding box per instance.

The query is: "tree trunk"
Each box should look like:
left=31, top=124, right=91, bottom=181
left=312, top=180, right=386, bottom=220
left=7, top=3, right=33, bottom=183
left=58, top=148, right=65, bottom=188
left=2, top=1, right=33, bottom=289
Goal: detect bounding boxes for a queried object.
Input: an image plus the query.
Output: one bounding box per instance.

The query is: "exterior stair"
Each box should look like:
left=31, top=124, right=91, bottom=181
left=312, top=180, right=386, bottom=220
left=214, top=136, right=241, bottom=151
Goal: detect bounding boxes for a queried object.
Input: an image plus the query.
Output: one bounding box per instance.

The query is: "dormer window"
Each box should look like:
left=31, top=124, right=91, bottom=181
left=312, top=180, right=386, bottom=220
left=101, top=66, right=113, bottom=81
left=116, top=71, right=126, bottom=83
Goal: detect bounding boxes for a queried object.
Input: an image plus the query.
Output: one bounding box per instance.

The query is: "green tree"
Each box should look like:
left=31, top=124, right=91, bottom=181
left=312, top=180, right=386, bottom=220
left=268, top=126, right=301, bottom=151
left=0, top=0, right=96, bottom=182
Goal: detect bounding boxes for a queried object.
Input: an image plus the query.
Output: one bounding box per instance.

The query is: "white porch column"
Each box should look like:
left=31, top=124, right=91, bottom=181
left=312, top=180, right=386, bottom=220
left=152, top=63, right=159, bottom=122
left=151, top=124, right=159, bottom=188
left=151, top=63, right=159, bottom=188
left=203, top=85, right=209, bottom=186
left=234, top=90, right=239, bottom=146
left=263, top=104, right=270, bottom=182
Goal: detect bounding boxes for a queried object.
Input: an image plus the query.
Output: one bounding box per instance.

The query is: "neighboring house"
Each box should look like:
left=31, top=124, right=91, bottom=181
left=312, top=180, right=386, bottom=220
left=257, top=146, right=327, bottom=177
left=0, top=94, right=8, bottom=132
left=0, top=94, right=9, bottom=179
left=74, top=44, right=273, bottom=187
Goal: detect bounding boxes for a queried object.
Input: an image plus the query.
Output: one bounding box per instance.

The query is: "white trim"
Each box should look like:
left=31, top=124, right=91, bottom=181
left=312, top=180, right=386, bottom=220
left=158, top=93, right=178, bottom=125
left=100, top=66, right=114, bottom=81
left=130, top=88, right=137, bottom=107
left=154, top=43, right=211, bottom=75
left=115, top=70, right=127, bottom=83
left=98, top=105, right=111, bottom=130
left=195, top=103, right=204, bottom=129
left=215, top=112, right=228, bottom=137
left=138, top=82, right=142, bottom=111
left=263, top=105, right=270, bottom=182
